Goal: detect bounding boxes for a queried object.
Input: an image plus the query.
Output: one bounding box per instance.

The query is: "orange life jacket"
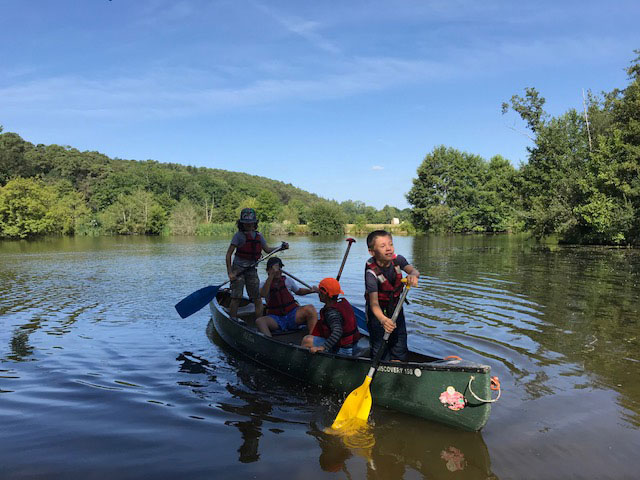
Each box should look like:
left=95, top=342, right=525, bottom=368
left=364, top=257, right=403, bottom=312
left=235, top=231, right=263, bottom=261
left=266, top=275, right=298, bottom=316
left=312, top=298, right=360, bottom=347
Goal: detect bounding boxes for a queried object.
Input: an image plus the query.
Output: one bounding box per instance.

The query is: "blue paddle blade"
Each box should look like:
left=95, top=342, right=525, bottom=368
left=175, top=285, right=219, bottom=319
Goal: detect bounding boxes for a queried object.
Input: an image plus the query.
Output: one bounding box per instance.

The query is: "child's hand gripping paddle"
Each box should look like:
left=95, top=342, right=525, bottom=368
left=331, top=279, right=411, bottom=430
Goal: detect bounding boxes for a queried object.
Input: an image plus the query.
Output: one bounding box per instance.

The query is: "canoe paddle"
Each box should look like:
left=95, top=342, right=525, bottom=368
left=281, top=268, right=368, bottom=332
left=280, top=269, right=313, bottom=290
left=175, top=244, right=286, bottom=319
left=331, top=279, right=410, bottom=429
left=336, top=238, right=356, bottom=281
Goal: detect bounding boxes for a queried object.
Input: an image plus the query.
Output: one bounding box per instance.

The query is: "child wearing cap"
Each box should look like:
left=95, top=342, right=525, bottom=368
left=255, top=257, right=318, bottom=336
left=301, top=277, right=360, bottom=356
left=365, top=230, right=419, bottom=362
left=226, top=208, right=288, bottom=319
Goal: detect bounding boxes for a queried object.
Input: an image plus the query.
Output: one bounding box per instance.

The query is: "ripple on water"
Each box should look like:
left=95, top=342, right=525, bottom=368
left=2, top=236, right=640, bottom=479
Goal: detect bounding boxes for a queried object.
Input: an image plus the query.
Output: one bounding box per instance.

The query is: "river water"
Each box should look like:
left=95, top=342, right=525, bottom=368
left=1, top=235, right=639, bottom=479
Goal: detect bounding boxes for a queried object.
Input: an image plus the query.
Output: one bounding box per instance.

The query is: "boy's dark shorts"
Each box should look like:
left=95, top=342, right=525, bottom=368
left=230, top=267, right=260, bottom=300
left=366, top=308, right=408, bottom=362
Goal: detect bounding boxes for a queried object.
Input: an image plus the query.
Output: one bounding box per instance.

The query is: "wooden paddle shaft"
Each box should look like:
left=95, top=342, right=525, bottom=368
left=281, top=269, right=313, bottom=289
left=336, top=238, right=356, bottom=281
left=382, top=287, right=409, bottom=340
left=368, top=284, right=410, bottom=375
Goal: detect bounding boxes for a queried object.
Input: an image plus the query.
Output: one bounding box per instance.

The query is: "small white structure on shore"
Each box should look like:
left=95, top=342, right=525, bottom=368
left=391, top=217, right=400, bottom=225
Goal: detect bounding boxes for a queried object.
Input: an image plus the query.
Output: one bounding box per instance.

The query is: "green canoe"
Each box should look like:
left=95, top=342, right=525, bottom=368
left=209, top=290, right=498, bottom=431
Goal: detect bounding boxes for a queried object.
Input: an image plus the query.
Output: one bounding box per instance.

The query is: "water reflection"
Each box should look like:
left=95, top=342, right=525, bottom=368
left=9, top=329, right=33, bottom=360
left=306, top=412, right=497, bottom=479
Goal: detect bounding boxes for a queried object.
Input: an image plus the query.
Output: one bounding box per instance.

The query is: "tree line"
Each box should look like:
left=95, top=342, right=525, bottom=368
left=0, top=129, right=409, bottom=238
left=407, top=50, right=640, bottom=246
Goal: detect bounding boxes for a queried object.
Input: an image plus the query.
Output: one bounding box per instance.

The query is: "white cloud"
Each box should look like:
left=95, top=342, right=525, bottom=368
left=372, top=165, right=384, bottom=170
left=0, top=34, right=631, bottom=121
left=0, top=55, right=452, bottom=120
left=254, top=2, right=341, bottom=54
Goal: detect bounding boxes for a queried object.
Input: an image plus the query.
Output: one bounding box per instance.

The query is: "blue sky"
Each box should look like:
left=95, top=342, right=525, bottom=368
left=1, top=1, right=639, bottom=209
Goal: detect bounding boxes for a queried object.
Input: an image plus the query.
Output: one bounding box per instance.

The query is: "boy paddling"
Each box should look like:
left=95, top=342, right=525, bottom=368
left=255, top=257, right=318, bottom=337
left=301, top=278, right=360, bottom=356
left=365, top=230, right=419, bottom=362
left=226, top=208, right=287, bottom=320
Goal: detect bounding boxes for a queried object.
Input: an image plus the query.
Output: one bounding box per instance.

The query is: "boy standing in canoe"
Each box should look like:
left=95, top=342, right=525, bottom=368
left=301, top=277, right=360, bottom=356
left=365, top=230, right=419, bottom=362
left=255, top=257, right=318, bottom=336
left=226, top=208, right=287, bottom=319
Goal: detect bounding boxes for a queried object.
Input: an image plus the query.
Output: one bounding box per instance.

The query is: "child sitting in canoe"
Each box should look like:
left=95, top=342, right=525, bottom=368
left=255, top=257, right=318, bottom=336
left=365, top=230, right=420, bottom=362
left=301, top=277, right=360, bottom=356
left=226, top=208, right=287, bottom=319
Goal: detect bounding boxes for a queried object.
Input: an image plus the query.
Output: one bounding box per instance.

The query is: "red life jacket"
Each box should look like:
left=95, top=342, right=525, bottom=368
left=266, top=276, right=298, bottom=316
left=364, top=257, right=403, bottom=312
left=235, top=231, right=263, bottom=261
left=312, top=298, right=361, bottom=347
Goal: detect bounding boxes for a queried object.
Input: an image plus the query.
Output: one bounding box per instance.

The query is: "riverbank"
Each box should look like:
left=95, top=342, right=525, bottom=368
left=161, top=221, right=414, bottom=237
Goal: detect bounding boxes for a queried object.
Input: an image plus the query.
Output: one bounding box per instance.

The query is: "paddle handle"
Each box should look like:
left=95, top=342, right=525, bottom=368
left=368, top=283, right=410, bottom=374
left=281, top=269, right=312, bottom=289
left=336, top=238, right=356, bottom=281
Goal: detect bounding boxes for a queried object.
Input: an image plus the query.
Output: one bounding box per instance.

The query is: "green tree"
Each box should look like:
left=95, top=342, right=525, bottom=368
left=503, top=54, right=640, bottom=245
left=0, top=132, right=29, bottom=185
left=255, top=189, right=282, bottom=222
left=278, top=204, right=300, bottom=224
left=307, top=203, right=346, bottom=235
left=169, top=198, right=200, bottom=235
left=214, top=191, right=243, bottom=222
left=501, top=87, right=548, bottom=134
left=50, top=181, right=91, bottom=235
left=289, top=199, right=309, bottom=224
left=406, top=146, right=486, bottom=232
left=0, top=178, right=63, bottom=238
left=99, top=189, right=167, bottom=235
left=478, top=155, right=522, bottom=232
left=353, top=214, right=367, bottom=234
left=379, top=205, right=402, bottom=224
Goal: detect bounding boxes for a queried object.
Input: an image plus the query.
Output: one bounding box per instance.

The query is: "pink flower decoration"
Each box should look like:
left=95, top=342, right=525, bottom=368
left=439, top=386, right=466, bottom=411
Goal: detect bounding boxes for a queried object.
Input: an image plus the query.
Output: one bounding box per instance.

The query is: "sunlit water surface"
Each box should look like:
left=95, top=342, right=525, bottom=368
left=1, top=235, right=639, bottom=479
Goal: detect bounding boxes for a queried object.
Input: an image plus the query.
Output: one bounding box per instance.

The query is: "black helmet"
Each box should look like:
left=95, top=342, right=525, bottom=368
left=239, top=208, right=257, bottom=223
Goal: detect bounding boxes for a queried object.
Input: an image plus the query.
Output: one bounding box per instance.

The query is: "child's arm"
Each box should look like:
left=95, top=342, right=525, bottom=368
left=285, top=276, right=317, bottom=296
left=368, top=292, right=396, bottom=333
left=226, top=244, right=237, bottom=281
left=310, top=310, right=343, bottom=353
left=264, top=241, right=289, bottom=253
left=403, top=264, right=420, bottom=287
left=260, top=267, right=278, bottom=298
left=292, top=285, right=319, bottom=296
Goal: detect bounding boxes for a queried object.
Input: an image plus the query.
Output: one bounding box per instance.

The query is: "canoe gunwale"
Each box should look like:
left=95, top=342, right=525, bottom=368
left=212, top=297, right=489, bottom=374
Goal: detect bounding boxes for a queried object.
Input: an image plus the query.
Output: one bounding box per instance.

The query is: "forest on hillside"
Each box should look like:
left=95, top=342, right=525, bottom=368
left=0, top=130, right=408, bottom=238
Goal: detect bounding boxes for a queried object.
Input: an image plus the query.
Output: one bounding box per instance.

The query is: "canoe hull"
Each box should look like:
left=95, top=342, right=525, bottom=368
left=210, top=297, right=494, bottom=431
